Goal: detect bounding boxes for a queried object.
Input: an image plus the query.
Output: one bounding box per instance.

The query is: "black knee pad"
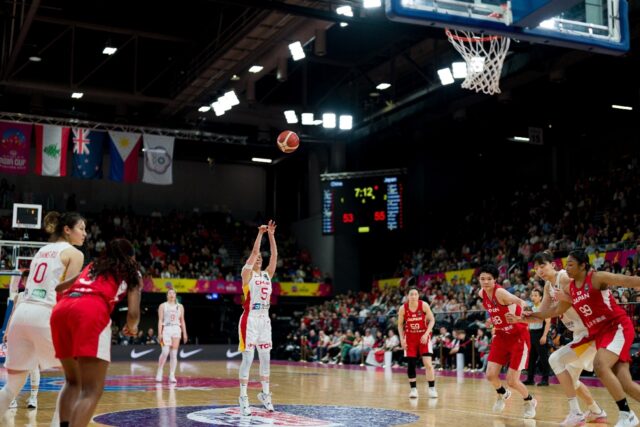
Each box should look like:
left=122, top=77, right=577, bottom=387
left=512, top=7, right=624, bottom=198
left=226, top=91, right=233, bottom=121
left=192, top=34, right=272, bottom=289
left=407, top=357, right=417, bottom=379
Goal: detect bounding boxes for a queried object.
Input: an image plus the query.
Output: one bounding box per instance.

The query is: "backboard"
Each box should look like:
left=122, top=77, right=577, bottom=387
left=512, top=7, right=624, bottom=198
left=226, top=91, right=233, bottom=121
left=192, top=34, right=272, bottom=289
left=386, top=0, right=629, bottom=55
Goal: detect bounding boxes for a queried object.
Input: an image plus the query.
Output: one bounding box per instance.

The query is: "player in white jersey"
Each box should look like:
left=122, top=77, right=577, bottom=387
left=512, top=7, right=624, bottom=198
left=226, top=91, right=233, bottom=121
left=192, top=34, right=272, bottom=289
left=238, top=220, right=277, bottom=416
left=0, top=211, right=85, bottom=418
left=510, top=251, right=606, bottom=426
left=155, top=289, right=188, bottom=383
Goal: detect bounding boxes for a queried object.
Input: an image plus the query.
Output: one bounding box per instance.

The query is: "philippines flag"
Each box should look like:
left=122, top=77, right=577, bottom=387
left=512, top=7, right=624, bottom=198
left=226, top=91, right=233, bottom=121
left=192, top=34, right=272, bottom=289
left=34, top=124, right=70, bottom=177
left=108, top=131, right=141, bottom=183
left=71, top=128, right=105, bottom=179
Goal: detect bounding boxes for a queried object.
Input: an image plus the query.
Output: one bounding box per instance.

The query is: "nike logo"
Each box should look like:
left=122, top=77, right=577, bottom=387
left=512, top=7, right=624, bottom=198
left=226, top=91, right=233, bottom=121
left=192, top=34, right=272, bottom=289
left=179, top=348, right=203, bottom=359
left=130, top=349, right=155, bottom=359
left=226, top=349, right=241, bottom=358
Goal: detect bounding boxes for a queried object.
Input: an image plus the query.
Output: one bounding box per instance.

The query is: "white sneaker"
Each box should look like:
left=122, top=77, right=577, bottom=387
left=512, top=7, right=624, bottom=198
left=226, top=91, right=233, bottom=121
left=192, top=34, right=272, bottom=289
left=615, top=411, right=640, bottom=427
left=258, top=392, right=274, bottom=412
left=155, top=371, right=163, bottom=382
left=560, top=412, right=585, bottom=427
left=584, top=408, right=607, bottom=423
left=409, top=388, right=418, bottom=399
left=168, top=375, right=177, bottom=383
left=492, top=389, right=511, bottom=413
left=239, top=395, right=251, bottom=416
left=27, top=395, right=37, bottom=409
left=523, top=397, right=537, bottom=419
left=428, top=387, right=438, bottom=398
left=9, top=399, right=17, bottom=409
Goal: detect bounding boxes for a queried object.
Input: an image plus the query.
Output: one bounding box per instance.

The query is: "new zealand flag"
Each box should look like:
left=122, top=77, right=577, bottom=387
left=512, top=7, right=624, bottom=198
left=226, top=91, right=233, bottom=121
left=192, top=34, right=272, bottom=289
left=71, top=128, right=105, bottom=179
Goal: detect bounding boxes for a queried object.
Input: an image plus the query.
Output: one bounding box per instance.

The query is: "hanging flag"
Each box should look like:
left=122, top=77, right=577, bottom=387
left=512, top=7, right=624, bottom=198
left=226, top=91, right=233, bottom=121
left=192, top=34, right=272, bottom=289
left=108, top=131, right=141, bottom=183
left=34, top=124, right=70, bottom=177
left=0, top=121, right=32, bottom=175
left=142, top=135, right=174, bottom=185
left=71, top=128, right=105, bottom=179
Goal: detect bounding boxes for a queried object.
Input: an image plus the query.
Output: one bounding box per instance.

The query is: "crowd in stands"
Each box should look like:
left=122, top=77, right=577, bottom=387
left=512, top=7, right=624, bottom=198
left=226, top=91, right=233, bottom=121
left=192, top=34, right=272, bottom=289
left=0, top=198, right=329, bottom=284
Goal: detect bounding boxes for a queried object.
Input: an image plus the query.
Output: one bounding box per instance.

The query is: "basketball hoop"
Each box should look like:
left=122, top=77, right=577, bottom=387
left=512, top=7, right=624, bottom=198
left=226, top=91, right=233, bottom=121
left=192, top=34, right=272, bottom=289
left=445, top=28, right=511, bottom=95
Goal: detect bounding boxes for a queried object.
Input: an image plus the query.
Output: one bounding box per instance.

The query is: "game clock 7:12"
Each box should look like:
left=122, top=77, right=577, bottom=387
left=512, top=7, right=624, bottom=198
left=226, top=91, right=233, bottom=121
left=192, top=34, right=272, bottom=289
left=322, top=176, right=403, bottom=235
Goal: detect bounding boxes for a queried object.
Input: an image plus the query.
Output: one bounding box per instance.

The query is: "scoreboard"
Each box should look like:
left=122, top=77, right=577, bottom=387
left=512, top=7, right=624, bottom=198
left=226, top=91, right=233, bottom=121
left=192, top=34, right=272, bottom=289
left=321, top=170, right=404, bottom=235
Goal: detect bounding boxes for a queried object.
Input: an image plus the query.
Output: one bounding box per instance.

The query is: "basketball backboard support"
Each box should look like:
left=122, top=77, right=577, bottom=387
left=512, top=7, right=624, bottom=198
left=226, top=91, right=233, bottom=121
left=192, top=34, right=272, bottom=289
left=386, top=0, right=629, bottom=55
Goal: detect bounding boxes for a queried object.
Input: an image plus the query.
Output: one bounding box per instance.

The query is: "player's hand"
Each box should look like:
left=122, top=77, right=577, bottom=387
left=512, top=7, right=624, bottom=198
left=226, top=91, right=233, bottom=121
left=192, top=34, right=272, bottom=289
left=183, top=334, right=188, bottom=344
left=258, top=225, right=268, bottom=233
left=505, top=313, right=521, bottom=323
left=420, top=334, right=429, bottom=344
left=540, top=336, right=547, bottom=345
left=400, top=337, right=406, bottom=350
left=123, top=324, right=138, bottom=337
left=267, top=220, right=277, bottom=235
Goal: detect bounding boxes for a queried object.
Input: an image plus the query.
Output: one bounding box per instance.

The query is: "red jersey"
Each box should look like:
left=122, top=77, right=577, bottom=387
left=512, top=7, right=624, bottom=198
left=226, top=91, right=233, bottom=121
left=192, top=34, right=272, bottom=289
left=570, top=271, right=628, bottom=337
left=482, top=285, right=527, bottom=336
left=66, top=264, right=129, bottom=312
left=404, top=300, right=427, bottom=336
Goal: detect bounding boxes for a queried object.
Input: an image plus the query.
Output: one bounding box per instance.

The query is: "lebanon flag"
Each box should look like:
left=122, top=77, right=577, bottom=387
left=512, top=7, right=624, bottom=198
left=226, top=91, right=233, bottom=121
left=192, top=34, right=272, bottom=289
left=34, top=125, right=70, bottom=177
left=108, top=131, right=141, bottom=183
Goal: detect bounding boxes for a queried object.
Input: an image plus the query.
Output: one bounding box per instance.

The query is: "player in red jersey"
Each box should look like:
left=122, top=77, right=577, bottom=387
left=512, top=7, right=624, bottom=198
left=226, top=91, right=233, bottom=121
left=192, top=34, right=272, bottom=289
left=528, top=250, right=640, bottom=427
left=478, top=264, right=537, bottom=419
left=397, top=287, right=437, bottom=399
left=51, top=238, right=141, bottom=427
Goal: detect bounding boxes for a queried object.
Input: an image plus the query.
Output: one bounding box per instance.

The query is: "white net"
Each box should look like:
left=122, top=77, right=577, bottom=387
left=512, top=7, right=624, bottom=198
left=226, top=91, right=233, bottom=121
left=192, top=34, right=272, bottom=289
left=446, top=29, right=511, bottom=95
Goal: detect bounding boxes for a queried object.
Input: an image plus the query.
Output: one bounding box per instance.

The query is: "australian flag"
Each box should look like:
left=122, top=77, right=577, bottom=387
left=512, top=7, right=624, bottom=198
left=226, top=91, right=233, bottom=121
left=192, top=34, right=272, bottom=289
left=71, top=128, right=105, bottom=179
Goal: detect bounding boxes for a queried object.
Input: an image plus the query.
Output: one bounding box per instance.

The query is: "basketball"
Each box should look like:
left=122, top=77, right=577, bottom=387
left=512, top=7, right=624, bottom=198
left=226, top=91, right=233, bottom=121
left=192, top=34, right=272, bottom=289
left=277, top=130, right=299, bottom=153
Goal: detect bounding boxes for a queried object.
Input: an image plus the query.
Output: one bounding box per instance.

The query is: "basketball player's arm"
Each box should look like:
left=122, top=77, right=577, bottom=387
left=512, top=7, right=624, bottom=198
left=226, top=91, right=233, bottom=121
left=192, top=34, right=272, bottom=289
left=242, top=226, right=267, bottom=283
left=157, top=303, right=164, bottom=341
left=2, top=295, right=19, bottom=343
left=124, top=285, right=141, bottom=337
left=494, top=287, right=527, bottom=308
left=592, top=271, right=640, bottom=290
left=421, top=303, right=435, bottom=344
left=180, top=304, right=188, bottom=344
left=397, top=306, right=406, bottom=349
left=527, top=300, right=571, bottom=320
left=55, top=248, right=85, bottom=292
left=266, top=220, right=277, bottom=278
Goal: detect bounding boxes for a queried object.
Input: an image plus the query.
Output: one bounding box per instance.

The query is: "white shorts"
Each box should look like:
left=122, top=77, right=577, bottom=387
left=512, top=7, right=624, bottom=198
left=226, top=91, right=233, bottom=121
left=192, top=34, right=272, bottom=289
left=239, top=312, right=271, bottom=352
left=162, top=325, right=182, bottom=346
left=549, top=337, right=596, bottom=386
left=4, top=303, right=60, bottom=370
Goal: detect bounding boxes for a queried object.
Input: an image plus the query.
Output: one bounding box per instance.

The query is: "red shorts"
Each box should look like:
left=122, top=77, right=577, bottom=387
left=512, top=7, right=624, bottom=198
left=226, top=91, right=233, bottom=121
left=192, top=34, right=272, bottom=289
left=488, top=329, right=530, bottom=371
left=404, top=333, right=433, bottom=358
left=592, top=317, right=635, bottom=363
left=51, top=294, right=113, bottom=362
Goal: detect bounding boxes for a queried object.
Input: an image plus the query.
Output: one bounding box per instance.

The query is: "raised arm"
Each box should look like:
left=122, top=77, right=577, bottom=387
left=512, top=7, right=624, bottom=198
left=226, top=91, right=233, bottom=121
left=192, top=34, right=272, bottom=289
left=266, top=220, right=277, bottom=279
left=241, top=226, right=267, bottom=283
left=180, top=304, right=188, bottom=344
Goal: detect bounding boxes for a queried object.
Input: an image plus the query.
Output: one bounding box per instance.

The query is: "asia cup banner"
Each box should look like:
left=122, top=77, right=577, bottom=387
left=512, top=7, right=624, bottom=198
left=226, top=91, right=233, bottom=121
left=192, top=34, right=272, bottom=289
left=0, top=121, right=31, bottom=175
left=141, top=278, right=331, bottom=296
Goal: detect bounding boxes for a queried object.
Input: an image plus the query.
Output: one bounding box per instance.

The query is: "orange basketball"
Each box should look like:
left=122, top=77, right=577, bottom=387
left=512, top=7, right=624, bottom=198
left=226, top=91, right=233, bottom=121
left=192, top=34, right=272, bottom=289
left=277, top=130, right=299, bottom=153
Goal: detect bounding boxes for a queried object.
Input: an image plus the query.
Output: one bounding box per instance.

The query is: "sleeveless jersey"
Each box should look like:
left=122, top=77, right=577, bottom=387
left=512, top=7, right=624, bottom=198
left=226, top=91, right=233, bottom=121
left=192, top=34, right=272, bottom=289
left=162, top=303, right=181, bottom=327
left=242, top=269, right=272, bottom=314
left=569, top=271, right=627, bottom=337
left=404, top=300, right=427, bottom=335
left=66, top=264, right=129, bottom=313
left=481, top=285, right=527, bottom=336
left=547, top=269, right=588, bottom=339
left=23, top=241, right=73, bottom=307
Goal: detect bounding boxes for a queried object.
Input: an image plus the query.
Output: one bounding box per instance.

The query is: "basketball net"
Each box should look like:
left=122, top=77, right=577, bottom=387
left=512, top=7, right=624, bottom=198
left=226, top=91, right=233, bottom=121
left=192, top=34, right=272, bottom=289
left=445, top=29, right=511, bottom=95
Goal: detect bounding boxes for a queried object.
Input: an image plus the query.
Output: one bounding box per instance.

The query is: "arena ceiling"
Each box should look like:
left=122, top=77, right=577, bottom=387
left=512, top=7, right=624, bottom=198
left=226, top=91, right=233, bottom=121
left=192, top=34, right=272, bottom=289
left=0, top=0, right=639, bottom=162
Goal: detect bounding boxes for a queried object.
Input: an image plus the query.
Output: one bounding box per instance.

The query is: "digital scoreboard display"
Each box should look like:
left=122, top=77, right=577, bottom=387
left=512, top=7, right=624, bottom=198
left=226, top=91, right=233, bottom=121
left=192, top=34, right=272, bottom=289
left=321, top=171, right=404, bottom=235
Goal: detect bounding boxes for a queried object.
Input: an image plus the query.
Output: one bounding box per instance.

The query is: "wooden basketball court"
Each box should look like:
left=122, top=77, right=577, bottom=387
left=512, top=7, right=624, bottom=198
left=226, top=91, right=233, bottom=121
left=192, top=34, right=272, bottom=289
left=2, top=360, right=620, bottom=426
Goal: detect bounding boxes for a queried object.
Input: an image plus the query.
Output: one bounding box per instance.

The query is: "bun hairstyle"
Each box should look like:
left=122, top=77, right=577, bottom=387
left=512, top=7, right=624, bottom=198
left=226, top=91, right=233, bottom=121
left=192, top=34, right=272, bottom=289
left=43, top=211, right=85, bottom=241
left=532, top=250, right=555, bottom=266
